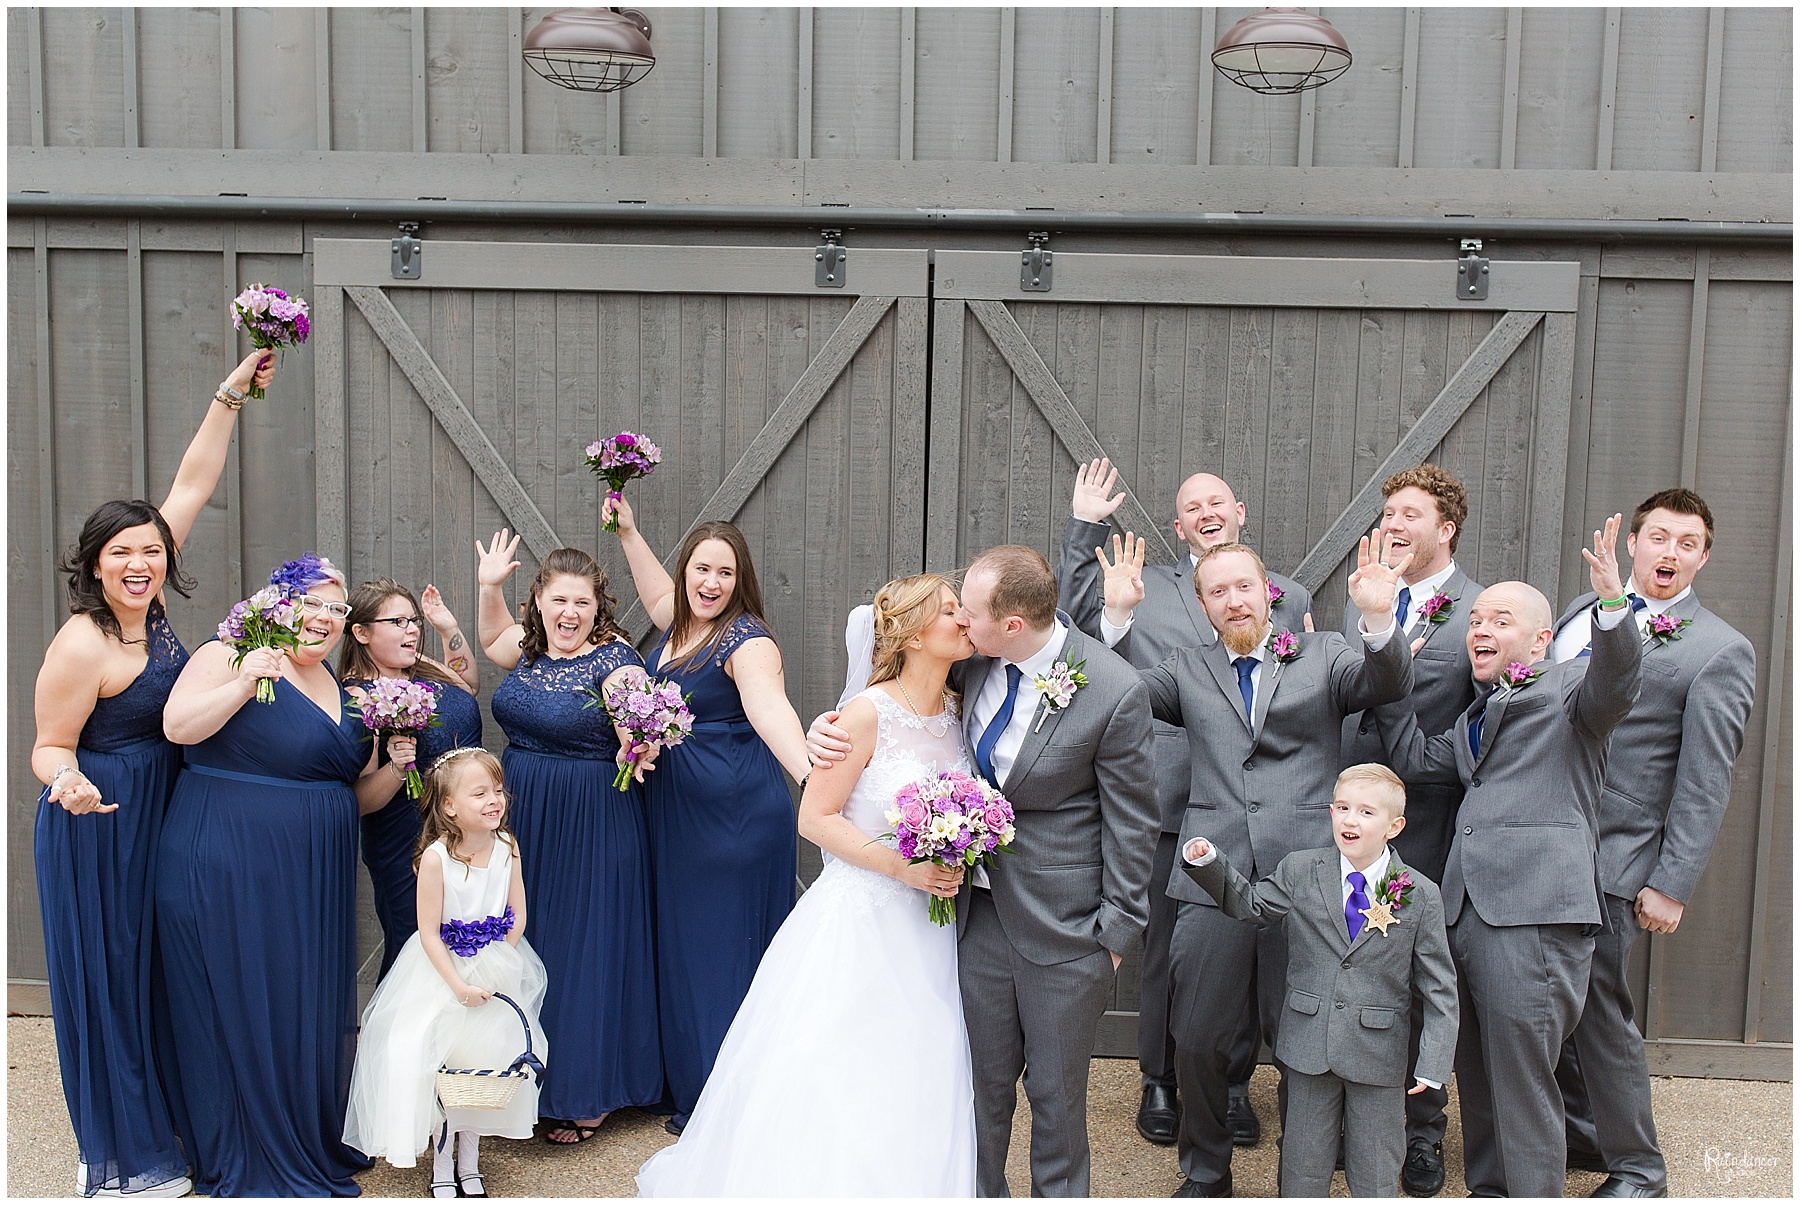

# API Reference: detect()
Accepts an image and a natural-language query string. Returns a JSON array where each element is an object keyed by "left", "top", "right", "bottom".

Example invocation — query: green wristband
[{"left": 1597, "top": 594, "right": 1628, "bottom": 608}]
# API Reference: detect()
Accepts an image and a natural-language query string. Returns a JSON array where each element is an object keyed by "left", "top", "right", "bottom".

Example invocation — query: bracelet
[
  {"left": 218, "top": 380, "right": 247, "bottom": 401},
  {"left": 50, "top": 763, "right": 74, "bottom": 786},
  {"left": 213, "top": 389, "right": 245, "bottom": 412},
  {"left": 1596, "top": 594, "right": 1628, "bottom": 609}
]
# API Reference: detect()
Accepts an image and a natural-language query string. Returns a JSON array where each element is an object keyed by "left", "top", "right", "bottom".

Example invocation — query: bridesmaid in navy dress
[
  {"left": 608, "top": 502, "right": 813, "bottom": 1133},
  {"left": 341, "top": 578, "right": 484, "bottom": 978},
  {"left": 157, "top": 555, "right": 378, "bottom": 1197},
  {"left": 30, "top": 349, "right": 275, "bottom": 1198},
  {"left": 476, "top": 535, "right": 663, "bottom": 1143}
]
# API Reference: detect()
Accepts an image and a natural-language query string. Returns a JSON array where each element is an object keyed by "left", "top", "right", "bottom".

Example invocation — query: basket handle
[{"left": 489, "top": 992, "right": 545, "bottom": 1084}]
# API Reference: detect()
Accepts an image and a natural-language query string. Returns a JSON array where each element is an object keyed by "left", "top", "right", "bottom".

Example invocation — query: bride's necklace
[{"left": 894, "top": 680, "right": 952, "bottom": 736}]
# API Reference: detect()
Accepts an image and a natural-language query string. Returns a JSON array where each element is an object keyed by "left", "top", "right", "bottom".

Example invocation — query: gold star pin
[{"left": 1360, "top": 900, "right": 1398, "bottom": 936}]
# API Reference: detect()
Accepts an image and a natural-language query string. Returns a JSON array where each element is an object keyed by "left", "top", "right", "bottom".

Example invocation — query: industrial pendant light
[
  {"left": 1212, "top": 8, "right": 1352, "bottom": 95},
  {"left": 522, "top": 8, "right": 656, "bottom": 93}
]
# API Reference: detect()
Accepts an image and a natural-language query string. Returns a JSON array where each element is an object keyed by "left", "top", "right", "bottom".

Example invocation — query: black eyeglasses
[{"left": 368, "top": 615, "right": 423, "bottom": 630}]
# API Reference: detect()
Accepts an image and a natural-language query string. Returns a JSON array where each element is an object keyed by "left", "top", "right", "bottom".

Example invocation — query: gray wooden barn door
[
  {"left": 923, "top": 250, "right": 1581, "bottom": 1055},
  {"left": 311, "top": 239, "right": 930, "bottom": 986}
]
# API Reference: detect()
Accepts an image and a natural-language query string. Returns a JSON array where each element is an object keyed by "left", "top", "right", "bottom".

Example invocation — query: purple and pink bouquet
[
  {"left": 217, "top": 586, "right": 304, "bottom": 703},
  {"left": 585, "top": 431, "right": 663, "bottom": 532},
  {"left": 885, "top": 769, "right": 1017, "bottom": 926},
  {"left": 351, "top": 677, "right": 443, "bottom": 798},
  {"left": 590, "top": 675, "right": 694, "bottom": 790},
  {"left": 231, "top": 284, "right": 311, "bottom": 399}
]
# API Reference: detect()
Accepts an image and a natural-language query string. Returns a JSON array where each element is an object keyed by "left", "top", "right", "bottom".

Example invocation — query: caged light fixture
[
  {"left": 1212, "top": 8, "right": 1352, "bottom": 95},
  {"left": 522, "top": 8, "right": 656, "bottom": 93}
]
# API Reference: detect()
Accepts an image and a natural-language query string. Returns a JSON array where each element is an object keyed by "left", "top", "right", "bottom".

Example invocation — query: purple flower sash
[{"left": 440, "top": 905, "right": 516, "bottom": 958}]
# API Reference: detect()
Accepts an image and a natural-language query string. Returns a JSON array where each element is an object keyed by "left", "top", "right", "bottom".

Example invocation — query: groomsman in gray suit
[
  {"left": 807, "top": 546, "right": 1161, "bottom": 1197},
  {"left": 1374, "top": 516, "right": 1642, "bottom": 1198},
  {"left": 1338, "top": 464, "right": 1481, "bottom": 1196},
  {"left": 1097, "top": 530, "right": 1414, "bottom": 1196},
  {"left": 1056, "top": 460, "right": 1312, "bottom": 1148},
  {"left": 1549, "top": 489, "right": 1756, "bottom": 1199}
]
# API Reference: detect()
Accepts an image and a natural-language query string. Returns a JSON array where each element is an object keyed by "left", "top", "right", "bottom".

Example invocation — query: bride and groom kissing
[{"left": 637, "top": 544, "right": 1161, "bottom": 1197}]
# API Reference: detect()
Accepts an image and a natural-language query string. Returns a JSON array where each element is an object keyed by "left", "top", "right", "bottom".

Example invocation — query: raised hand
[
  {"left": 1347, "top": 528, "right": 1414, "bottom": 624},
  {"left": 1581, "top": 513, "right": 1626, "bottom": 604},
  {"left": 601, "top": 493, "right": 638, "bottom": 537},
  {"left": 223, "top": 349, "right": 276, "bottom": 398},
  {"left": 475, "top": 529, "right": 521, "bottom": 588},
  {"left": 419, "top": 584, "right": 456, "bottom": 633},
  {"left": 1096, "top": 532, "right": 1147, "bottom": 625},
  {"left": 1072, "top": 457, "right": 1127, "bottom": 524}
]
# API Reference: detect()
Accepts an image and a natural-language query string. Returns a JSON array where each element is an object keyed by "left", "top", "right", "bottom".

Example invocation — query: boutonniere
[
  {"left": 1494, "top": 660, "right": 1543, "bottom": 698},
  {"left": 1645, "top": 613, "right": 1691, "bottom": 645},
  {"left": 1031, "top": 659, "right": 1089, "bottom": 731},
  {"left": 1267, "top": 581, "right": 1286, "bottom": 608},
  {"left": 1360, "top": 863, "right": 1416, "bottom": 936},
  {"left": 1418, "top": 590, "right": 1454, "bottom": 625},
  {"left": 1268, "top": 630, "right": 1300, "bottom": 664}
]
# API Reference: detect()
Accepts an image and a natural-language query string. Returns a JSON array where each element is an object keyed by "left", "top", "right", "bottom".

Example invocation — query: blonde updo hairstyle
[{"left": 866, "top": 573, "right": 958, "bottom": 689}]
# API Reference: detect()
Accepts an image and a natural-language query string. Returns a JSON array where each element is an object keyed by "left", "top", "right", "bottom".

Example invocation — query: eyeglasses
[
  {"left": 368, "top": 615, "right": 423, "bottom": 630},
  {"left": 299, "top": 595, "right": 352, "bottom": 620}
]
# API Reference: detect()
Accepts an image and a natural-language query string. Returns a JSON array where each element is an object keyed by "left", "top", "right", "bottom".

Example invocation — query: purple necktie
[{"left": 1346, "top": 871, "right": 1369, "bottom": 942}]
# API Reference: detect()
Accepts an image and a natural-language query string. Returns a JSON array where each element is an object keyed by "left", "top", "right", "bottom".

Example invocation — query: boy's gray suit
[
  {"left": 1185, "top": 846, "right": 1458, "bottom": 1196},
  {"left": 1374, "top": 614, "right": 1642, "bottom": 1197},
  {"left": 1552, "top": 591, "right": 1755, "bottom": 1191},
  {"left": 1055, "top": 517, "right": 1312, "bottom": 1094},
  {"left": 952, "top": 624, "right": 1160, "bottom": 1197}
]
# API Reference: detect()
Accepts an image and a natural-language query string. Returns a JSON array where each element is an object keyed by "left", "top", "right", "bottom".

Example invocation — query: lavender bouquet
[
  {"left": 217, "top": 586, "right": 303, "bottom": 703},
  {"left": 588, "top": 675, "right": 694, "bottom": 790},
  {"left": 351, "top": 677, "right": 443, "bottom": 798},
  {"left": 231, "top": 283, "right": 311, "bottom": 398},
  {"left": 585, "top": 431, "right": 663, "bottom": 533},
  {"left": 885, "top": 769, "right": 1017, "bottom": 926}
]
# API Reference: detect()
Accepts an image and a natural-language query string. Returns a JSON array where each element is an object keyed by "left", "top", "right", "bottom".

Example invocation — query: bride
[{"left": 636, "top": 574, "right": 978, "bottom": 1197}]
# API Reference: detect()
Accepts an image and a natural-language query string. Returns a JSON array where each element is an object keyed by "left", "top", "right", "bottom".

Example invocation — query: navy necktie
[
  {"left": 1468, "top": 690, "right": 1492, "bottom": 761},
  {"left": 1395, "top": 585, "right": 1413, "bottom": 633},
  {"left": 1346, "top": 871, "right": 1370, "bottom": 942},
  {"left": 1233, "top": 656, "right": 1256, "bottom": 723},
  {"left": 974, "top": 665, "right": 1023, "bottom": 787},
  {"left": 1578, "top": 593, "right": 1647, "bottom": 657}
]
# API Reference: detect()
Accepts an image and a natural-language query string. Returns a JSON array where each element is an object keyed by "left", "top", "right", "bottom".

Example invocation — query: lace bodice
[
  {"left": 837, "top": 687, "right": 971, "bottom": 844},
  {"left": 82, "top": 609, "right": 188, "bottom": 751},
  {"left": 491, "top": 641, "right": 642, "bottom": 758}
]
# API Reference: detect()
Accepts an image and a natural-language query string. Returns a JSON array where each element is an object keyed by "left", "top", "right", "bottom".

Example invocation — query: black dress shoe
[
  {"left": 663, "top": 1116, "right": 686, "bottom": 1137},
  {"left": 1137, "top": 1083, "right": 1179, "bottom": 1145},
  {"left": 1402, "top": 1138, "right": 1447, "bottom": 1197},
  {"left": 1173, "top": 1172, "right": 1232, "bottom": 1197},
  {"left": 1589, "top": 1176, "right": 1668, "bottom": 1198},
  {"left": 1567, "top": 1147, "right": 1609, "bottom": 1173},
  {"left": 1225, "top": 1094, "right": 1260, "bottom": 1147}
]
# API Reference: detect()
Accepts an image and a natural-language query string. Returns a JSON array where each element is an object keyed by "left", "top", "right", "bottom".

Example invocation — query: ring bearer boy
[{"left": 1181, "top": 765, "right": 1458, "bottom": 1198}]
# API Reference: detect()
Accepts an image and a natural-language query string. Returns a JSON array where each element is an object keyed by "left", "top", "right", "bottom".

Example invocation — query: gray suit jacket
[
  {"left": 1125, "top": 624, "right": 1412, "bottom": 906},
  {"left": 952, "top": 624, "right": 1160, "bottom": 967},
  {"left": 1553, "top": 591, "right": 1756, "bottom": 904},
  {"left": 1057, "top": 515, "right": 1314, "bottom": 834},
  {"left": 1341, "top": 566, "right": 1483, "bottom": 881},
  {"left": 1374, "top": 613, "right": 1643, "bottom": 928},
  {"left": 1185, "top": 846, "right": 1457, "bottom": 1088}
]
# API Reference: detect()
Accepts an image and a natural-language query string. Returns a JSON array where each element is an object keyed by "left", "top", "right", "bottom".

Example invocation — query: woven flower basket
[{"left": 435, "top": 993, "right": 543, "bottom": 1110}]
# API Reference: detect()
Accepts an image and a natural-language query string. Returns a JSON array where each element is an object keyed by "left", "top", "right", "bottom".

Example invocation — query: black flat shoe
[
  {"left": 663, "top": 1116, "right": 687, "bottom": 1137},
  {"left": 1402, "top": 1138, "right": 1446, "bottom": 1197},
  {"left": 1226, "top": 1094, "right": 1260, "bottom": 1147},
  {"left": 1174, "top": 1171, "right": 1232, "bottom": 1197},
  {"left": 1136, "top": 1083, "right": 1179, "bottom": 1145},
  {"left": 1589, "top": 1176, "right": 1668, "bottom": 1198}
]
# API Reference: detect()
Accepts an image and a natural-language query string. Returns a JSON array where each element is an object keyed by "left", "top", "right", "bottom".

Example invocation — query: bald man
[
  {"left": 1056, "top": 461, "right": 1312, "bottom": 1148},
  {"left": 1371, "top": 518, "right": 1642, "bottom": 1199}
]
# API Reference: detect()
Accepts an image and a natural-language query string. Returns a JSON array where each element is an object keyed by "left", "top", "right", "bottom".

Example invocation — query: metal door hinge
[
  {"left": 391, "top": 223, "right": 423, "bottom": 280},
  {"left": 815, "top": 230, "right": 847, "bottom": 288},
  {"left": 1456, "top": 238, "right": 1488, "bottom": 300},
  {"left": 1021, "top": 231, "right": 1053, "bottom": 292}
]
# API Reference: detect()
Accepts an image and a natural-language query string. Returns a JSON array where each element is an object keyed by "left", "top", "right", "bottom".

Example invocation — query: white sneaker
[{"left": 76, "top": 1164, "right": 194, "bottom": 1199}]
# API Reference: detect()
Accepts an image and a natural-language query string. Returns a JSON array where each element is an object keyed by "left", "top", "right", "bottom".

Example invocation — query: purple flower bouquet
[
  {"left": 217, "top": 586, "right": 304, "bottom": 703},
  {"left": 885, "top": 770, "right": 1017, "bottom": 926},
  {"left": 351, "top": 677, "right": 443, "bottom": 798},
  {"left": 584, "top": 431, "right": 663, "bottom": 533},
  {"left": 231, "top": 283, "right": 311, "bottom": 398},
  {"left": 590, "top": 675, "right": 694, "bottom": 790}
]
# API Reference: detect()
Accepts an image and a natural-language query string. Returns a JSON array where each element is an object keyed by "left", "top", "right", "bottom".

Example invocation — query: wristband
[
  {"left": 1596, "top": 594, "right": 1628, "bottom": 609},
  {"left": 51, "top": 763, "right": 75, "bottom": 786}
]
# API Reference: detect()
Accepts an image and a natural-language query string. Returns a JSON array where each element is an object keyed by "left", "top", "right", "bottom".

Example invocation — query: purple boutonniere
[
  {"left": 1418, "top": 590, "right": 1454, "bottom": 625},
  {"left": 1375, "top": 864, "right": 1416, "bottom": 912},
  {"left": 1646, "top": 613, "right": 1691, "bottom": 646},
  {"left": 1267, "top": 581, "right": 1286, "bottom": 608},
  {"left": 1269, "top": 629, "right": 1300, "bottom": 663},
  {"left": 1496, "top": 660, "right": 1543, "bottom": 696}
]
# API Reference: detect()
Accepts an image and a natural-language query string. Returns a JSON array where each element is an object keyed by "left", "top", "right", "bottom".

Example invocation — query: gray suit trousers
[
  {"left": 962, "top": 889, "right": 1116, "bottom": 1198},
  {"left": 1449, "top": 907, "right": 1594, "bottom": 1198},
  {"left": 1281, "top": 1069, "right": 1404, "bottom": 1197},
  {"left": 1168, "top": 899, "right": 1287, "bottom": 1183},
  {"left": 1567, "top": 893, "right": 1666, "bottom": 1186}
]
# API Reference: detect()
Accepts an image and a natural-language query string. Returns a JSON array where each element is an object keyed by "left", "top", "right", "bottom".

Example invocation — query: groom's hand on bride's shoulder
[{"left": 806, "top": 710, "right": 853, "bottom": 764}]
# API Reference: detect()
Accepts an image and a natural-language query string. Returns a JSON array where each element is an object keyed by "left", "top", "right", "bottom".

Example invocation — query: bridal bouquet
[
  {"left": 886, "top": 770, "right": 1017, "bottom": 926},
  {"left": 351, "top": 677, "right": 443, "bottom": 798},
  {"left": 230, "top": 284, "right": 311, "bottom": 398},
  {"left": 216, "top": 587, "right": 304, "bottom": 704},
  {"left": 590, "top": 675, "right": 694, "bottom": 790},
  {"left": 586, "top": 431, "right": 663, "bottom": 532}
]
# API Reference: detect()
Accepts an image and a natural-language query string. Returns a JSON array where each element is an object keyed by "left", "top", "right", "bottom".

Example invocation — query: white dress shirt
[
  {"left": 1550, "top": 577, "right": 1678, "bottom": 663},
  {"left": 966, "top": 620, "right": 1068, "bottom": 888},
  {"left": 1396, "top": 561, "right": 1459, "bottom": 634}
]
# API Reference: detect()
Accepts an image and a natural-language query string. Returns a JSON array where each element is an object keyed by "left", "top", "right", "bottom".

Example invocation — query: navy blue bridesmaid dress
[
  {"left": 349, "top": 678, "right": 484, "bottom": 979},
  {"left": 647, "top": 613, "right": 797, "bottom": 1126},
  {"left": 490, "top": 640, "right": 663, "bottom": 1121},
  {"left": 34, "top": 609, "right": 190, "bottom": 1196},
  {"left": 155, "top": 646, "right": 371, "bottom": 1197}
]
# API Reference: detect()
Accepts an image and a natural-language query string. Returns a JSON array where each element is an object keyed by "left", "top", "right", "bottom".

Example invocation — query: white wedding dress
[{"left": 636, "top": 686, "right": 977, "bottom": 1197}]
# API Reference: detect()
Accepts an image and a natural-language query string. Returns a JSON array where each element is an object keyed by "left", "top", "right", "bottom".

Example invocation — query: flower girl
[{"left": 343, "top": 747, "right": 548, "bottom": 1198}]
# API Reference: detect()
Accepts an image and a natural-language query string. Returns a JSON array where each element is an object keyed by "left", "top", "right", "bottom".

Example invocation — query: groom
[{"left": 811, "top": 545, "right": 1159, "bottom": 1196}]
